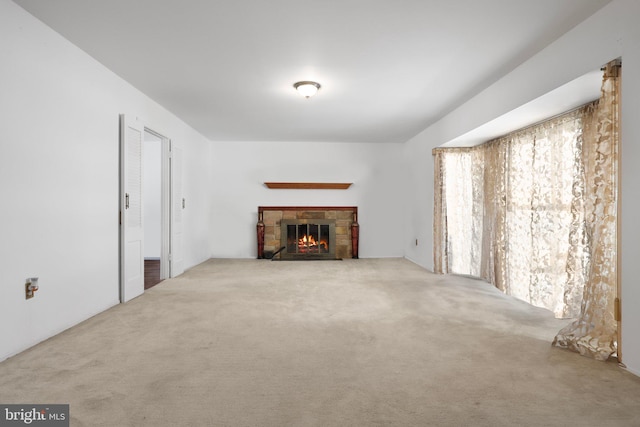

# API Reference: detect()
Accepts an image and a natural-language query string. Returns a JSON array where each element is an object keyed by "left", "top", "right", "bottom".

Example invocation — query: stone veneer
[{"left": 258, "top": 206, "right": 358, "bottom": 259}]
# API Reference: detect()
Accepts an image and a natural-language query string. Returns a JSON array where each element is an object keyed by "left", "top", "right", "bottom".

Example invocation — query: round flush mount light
[{"left": 293, "top": 81, "right": 321, "bottom": 98}]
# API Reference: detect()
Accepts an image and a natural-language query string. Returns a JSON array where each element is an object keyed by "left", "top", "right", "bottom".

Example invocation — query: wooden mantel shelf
[{"left": 264, "top": 182, "right": 352, "bottom": 190}]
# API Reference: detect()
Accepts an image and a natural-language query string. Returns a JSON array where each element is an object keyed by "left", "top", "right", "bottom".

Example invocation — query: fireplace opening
[
  {"left": 280, "top": 219, "right": 336, "bottom": 260},
  {"left": 287, "top": 224, "right": 330, "bottom": 254}
]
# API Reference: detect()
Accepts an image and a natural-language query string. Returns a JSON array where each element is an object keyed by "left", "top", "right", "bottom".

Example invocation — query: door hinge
[
  {"left": 615, "top": 297, "right": 621, "bottom": 322},
  {"left": 119, "top": 210, "right": 122, "bottom": 225}
]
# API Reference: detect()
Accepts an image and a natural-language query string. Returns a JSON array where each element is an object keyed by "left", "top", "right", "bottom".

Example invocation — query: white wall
[
  {"left": 617, "top": 0, "right": 640, "bottom": 377},
  {"left": 210, "top": 141, "right": 405, "bottom": 258},
  {"left": 403, "top": 0, "right": 640, "bottom": 374},
  {"left": 0, "top": 0, "right": 213, "bottom": 361}
]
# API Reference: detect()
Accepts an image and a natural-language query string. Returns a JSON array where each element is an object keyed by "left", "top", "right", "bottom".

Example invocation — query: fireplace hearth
[{"left": 257, "top": 206, "right": 359, "bottom": 260}]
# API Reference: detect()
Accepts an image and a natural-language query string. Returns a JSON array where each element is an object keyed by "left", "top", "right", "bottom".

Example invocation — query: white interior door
[
  {"left": 170, "top": 144, "right": 184, "bottom": 277},
  {"left": 120, "top": 114, "right": 145, "bottom": 302}
]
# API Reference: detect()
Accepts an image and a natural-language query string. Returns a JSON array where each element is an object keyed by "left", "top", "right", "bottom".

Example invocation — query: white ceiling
[{"left": 14, "top": 0, "right": 611, "bottom": 143}]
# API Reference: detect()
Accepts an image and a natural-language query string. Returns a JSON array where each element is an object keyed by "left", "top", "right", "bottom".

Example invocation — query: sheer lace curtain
[
  {"left": 433, "top": 62, "right": 619, "bottom": 360},
  {"left": 554, "top": 62, "right": 619, "bottom": 360}
]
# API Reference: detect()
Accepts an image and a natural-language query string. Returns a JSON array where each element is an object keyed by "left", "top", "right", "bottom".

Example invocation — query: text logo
[{"left": 0, "top": 405, "right": 68, "bottom": 427}]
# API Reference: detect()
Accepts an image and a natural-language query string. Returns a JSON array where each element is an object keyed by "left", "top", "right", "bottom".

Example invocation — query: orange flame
[{"left": 297, "top": 234, "right": 328, "bottom": 252}]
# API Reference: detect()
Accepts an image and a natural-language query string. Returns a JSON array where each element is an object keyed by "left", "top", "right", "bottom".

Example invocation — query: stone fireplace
[{"left": 257, "top": 206, "right": 359, "bottom": 260}]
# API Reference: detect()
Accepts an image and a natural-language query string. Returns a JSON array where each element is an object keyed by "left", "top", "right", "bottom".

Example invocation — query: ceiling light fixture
[{"left": 293, "top": 81, "right": 321, "bottom": 98}]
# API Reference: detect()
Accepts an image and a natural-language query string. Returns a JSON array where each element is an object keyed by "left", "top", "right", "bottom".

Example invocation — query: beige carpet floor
[{"left": 1, "top": 258, "right": 639, "bottom": 426}]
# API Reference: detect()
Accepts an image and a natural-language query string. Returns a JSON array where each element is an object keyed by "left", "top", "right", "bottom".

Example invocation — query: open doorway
[
  {"left": 143, "top": 129, "right": 164, "bottom": 289},
  {"left": 120, "top": 115, "right": 177, "bottom": 302}
]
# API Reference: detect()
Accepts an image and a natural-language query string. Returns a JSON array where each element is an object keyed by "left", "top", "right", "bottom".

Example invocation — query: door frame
[{"left": 119, "top": 115, "right": 173, "bottom": 303}]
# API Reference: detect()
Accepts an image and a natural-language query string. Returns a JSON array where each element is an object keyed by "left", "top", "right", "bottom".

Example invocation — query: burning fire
[{"left": 298, "top": 234, "right": 328, "bottom": 252}]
